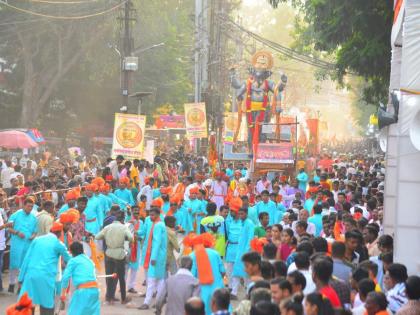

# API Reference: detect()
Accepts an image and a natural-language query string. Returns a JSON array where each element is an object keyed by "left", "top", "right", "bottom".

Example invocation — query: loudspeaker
[
  {"left": 378, "top": 105, "right": 397, "bottom": 129},
  {"left": 378, "top": 128, "right": 388, "bottom": 152},
  {"left": 409, "top": 109, "right": 420, "bottom": 151},
  {"left": 377, "top": 93, "right": 400, "bottom": 130}
]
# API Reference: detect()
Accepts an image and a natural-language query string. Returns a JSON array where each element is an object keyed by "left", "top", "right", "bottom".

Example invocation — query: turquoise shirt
[
  {"left": 247, "top": 206, "right": 259, "bottom": 225},
  {"left": 296, "top": 172, "right": 308, "bottom": 192},
  {"left": 138, "top": 218, "right": 167, "bottom": 279},
  {"left": 61, "top": 254, "right": 100, "bottom": 315},
  {"left": 18, "top": 233, "right": 70, "bottom": 308},
  {"left": 256, "top": 200, "right": 278, "bottom": 225},
  {"left": 225, "top": 217, "right": 242, "bottom": 262},
  {"left": 304, "top": 198, "right": 316, "bottom": 213},
  {"left": 194, "top": 199, "right": 208, "bottom": 234},
  {"left": 232, "top": 218, "right": 255, "bottom": 277},
  {"left": 9, "top": 209, "right": 38, "bottom": 269},
  {"left": 180, "top": 199, "right": 202, "bottom": 234},
  {"left": 308, "top": 213, "right": 323, "bottom": 237},
  {"left": 113, "top": 189, "right": 135, "bottom": 210},
  {"left": 84, "top": 196, "right": 102, "bottom": 235},
  {"left": 191, "top": 248, "right": 226, "bottom": 315}
]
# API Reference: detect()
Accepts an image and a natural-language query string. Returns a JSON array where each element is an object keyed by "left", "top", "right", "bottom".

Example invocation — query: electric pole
[{"left": 119, "top": 0, "right": 136, "bottom": 109}]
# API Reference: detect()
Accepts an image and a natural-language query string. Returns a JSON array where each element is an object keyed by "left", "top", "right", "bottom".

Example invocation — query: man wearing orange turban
[
  {"left": 17, "top": 220, "right": 71, "bottom": 314},
  {"left": 180, "top": 186, "right": 202, "bottom": 234},
  {"left": 113, "top": 177, "right": 135, "bottom": 214},
  {"left": 225, "top": 198, "right": 243, "bottom": 298},
  {"left": 58, "top": 189, "right": 78, "bottom": 216},
  {"left": 84, "top": 183, "right": 102, "bottom": 235},
  {"left": 138, "top": 208, "right": 167, "bottom": 310},
  {"left": 185, "top": 233, "right": 225, "bottom": 315},
  {"left": 59, "top": 209, "right": 79, "bottom": 247},
  {"left": 97, "top": 184, "right": 113, "bottom": 224}
]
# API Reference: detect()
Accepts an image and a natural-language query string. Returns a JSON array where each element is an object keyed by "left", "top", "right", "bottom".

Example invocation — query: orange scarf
[
  {"left": 364, "top": 311, "right": 389, "bottom": 315},
  {"left": 130, "top": 220, "right": 141, "bottom": 263},
  {"left": 195, "top": 244, "right": 214, "bottom": 285},
  {"left": 89, "top": 239, "right": 102, "bottom": 272},
  {"left": 143, "top": 219, "right": 160, "bottom": 269}
]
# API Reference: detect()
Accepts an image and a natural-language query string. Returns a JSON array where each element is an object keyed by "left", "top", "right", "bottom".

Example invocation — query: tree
[
  {"left": 0, "top": 0, "right": 119, "bottom": 127},
  {"left": 0, "top": 0, "right": 195, "bottom": 133},
  {"left": 268, "top": 0, "right": 393, "bottom": 105}
]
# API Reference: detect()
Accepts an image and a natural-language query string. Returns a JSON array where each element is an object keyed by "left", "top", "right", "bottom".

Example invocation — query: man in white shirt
[
  {"left": 292, "top": 208, "right": 316, "bottom": 236},
  {"left": 183, "top": 176, "right": 194, "bottom": 202},
  {"left": 137, "top": 177, "right": 154, "bottom": 210},
  {"left": 107, "top": 155, "right": 124, "bottom": 181},
  {"left": 352, "top": 278, "right": 376, "bottom": 315},
  {"left": 1, "top": 160, "right": 14, "bottom": 191},
  {"left": 255, "top": 174, "right": 272, "bottom": 195},
  {"left": 288, "top": 252, "right": 315, "bottom": 295}
]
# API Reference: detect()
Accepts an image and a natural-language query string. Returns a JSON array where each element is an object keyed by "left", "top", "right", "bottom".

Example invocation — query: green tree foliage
[
  {"left": 0, "top": 0, "right": 194, "bottom": 135},
  {"left": 268, "top": 0, "right": 393, "bottom": 105}
]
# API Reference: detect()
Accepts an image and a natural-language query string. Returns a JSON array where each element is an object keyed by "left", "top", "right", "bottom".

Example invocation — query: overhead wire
[
  {"left": 16, "top": 0, "right": 100, "bottom": 4},
  {"left": 0, "top": 0, "right": 126, "bottom": 20},
  {"left": 219, "top": 14, "right": 356, "bottom": 75}
]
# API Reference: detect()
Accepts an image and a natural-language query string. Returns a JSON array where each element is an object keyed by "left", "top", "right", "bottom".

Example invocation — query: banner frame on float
[
  {"left": 184, "top": 102, "right": 208, "bottom": 139},
  {"left": 111, "top": 113, "right": 146, "bottom": 159},
  {"left": 255, "top": 142, "right": 294, "bottom": 164}
]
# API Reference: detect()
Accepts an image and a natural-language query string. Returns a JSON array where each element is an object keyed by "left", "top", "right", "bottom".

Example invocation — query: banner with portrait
[
  {"left": 111, "top": 113, "right": 146, "bottom": 159},
  {"left": 184, "top": 102, "right": 207, "bottom": 139},
  {"left": 223, "top": 112, "right": 247, "bottom": 144}
]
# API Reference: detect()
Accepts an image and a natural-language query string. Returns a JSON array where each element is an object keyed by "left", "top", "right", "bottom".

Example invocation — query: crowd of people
[{"left": 0, "top": 147, "right": 419, "bottom": 315}]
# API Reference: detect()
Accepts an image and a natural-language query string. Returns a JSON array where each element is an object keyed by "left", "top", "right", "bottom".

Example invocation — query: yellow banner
[
  {"left": 111, "top": 113, "right": 146, "bottom": 159},
  {"left": 184, "top": 102, "right": 207, "bottom": 139},
  {"left": 223, "top": 112, "right": 247, "bottom": 143}
]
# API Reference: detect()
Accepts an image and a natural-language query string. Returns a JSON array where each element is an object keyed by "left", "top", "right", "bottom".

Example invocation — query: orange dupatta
[
  {"left": 194, "top": 244, "right": 214, "bottom": 285},
  {"left": 143, "top": 218, "right": 160, "bottom": 269},
  {"left": 130, "top": 220, "right": 141, "bottom": 263}
]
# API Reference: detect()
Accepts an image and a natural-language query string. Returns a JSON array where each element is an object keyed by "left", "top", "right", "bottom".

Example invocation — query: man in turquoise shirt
[
  {"left": 61, "top": 241, "right": 100, "bottom": 315},
  {"left": 256, "top": 190, "right": 278, "bottom": 226},
  {"left": 8, "top": 198, "right": 38, "bottom": 293},
  {"left": 296, "top": 168, "right": 308, "bottom": 193},
  {"left": 308, "top": 204, "right": 323, "bottom": 237},
  {"left": 18, "top": 222, "right": 70, "bottom": 314}
]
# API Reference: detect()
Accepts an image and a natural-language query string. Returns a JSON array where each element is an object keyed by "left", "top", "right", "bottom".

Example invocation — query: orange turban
[
  {"left": 6, "top": 292, "right": 33, "bottom": 315},
  {"left": 195, "top": 173, "right": 205, "bottom": 181},
  {"left": 50, "top": 221, "right": 63, "bottom": 232},
  {"left": 86, "top": 183, "right": 98, "bottom": 192},
  {"left": 67, "top": 208, "right": 80, "bottom": 221},
  {"left": 229, "top": 197, "right": 243, "bottom": 212},
  {"left": 189, "top": 187, "right": 199, "bottom": 195},
  {"left": 60, "top": 209, "right": 80, "bottom": 224},
  {"left": 160, "top": 186, "right": 172, "bottom": 195},
  {"left": 99, "top": 184, "right": 110, "bottom": 193},
  {"left": 92, "top": 177, "right": 105, "bottom": 187},
  {"left": 144, "top": 177, "right": 151, "bottom": 185},
  {"left": 151, "top": 198, "right": 164, "bottom": 209},
  {"left": 119, "top": 177, "right": 130, "bottom": 185},
  {"left": 214, "top": 171, "right": 224, "bottom": 178},
  {"left": 250, "top": 237, "right": 269, "bottom": 254},
  {"left": 308, "top": 186, "right": 319, "bottom": 194},
  {"left": 170, "top": 195, "right": 180, "bottom": 205},
  {"left": 65, "top": 190, "right": 78, "bottom": 202},
  {"left": 183, "top": 233, "right": 215, "bottom": 285},
  {"left": 183, "top": 232, "right": 215, "bottom": 249}
]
